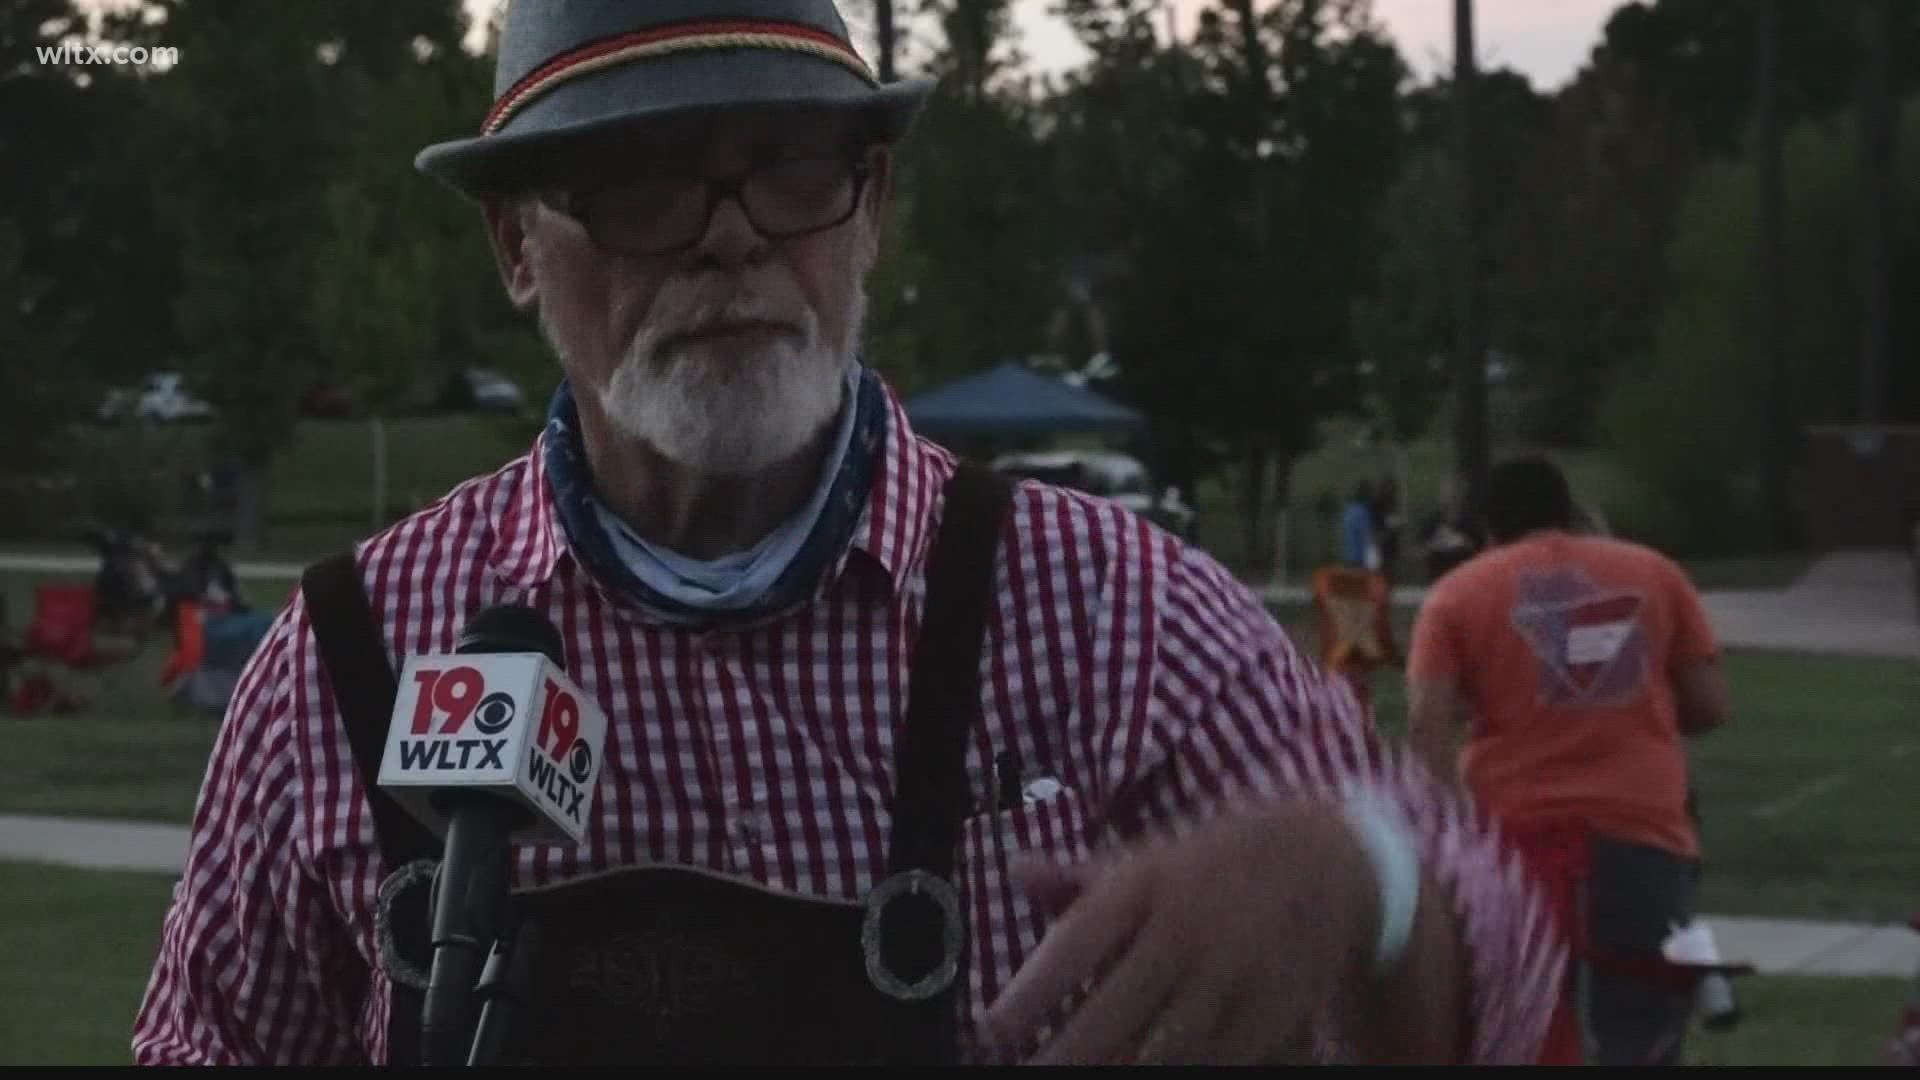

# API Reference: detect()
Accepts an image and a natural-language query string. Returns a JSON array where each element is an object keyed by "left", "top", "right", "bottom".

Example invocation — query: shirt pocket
[{"left": 954, "top": 783, "right": 1096, "bottom": 1028}]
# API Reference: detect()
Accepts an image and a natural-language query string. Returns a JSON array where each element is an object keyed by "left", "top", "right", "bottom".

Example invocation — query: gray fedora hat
[{"left": 416, "top": 0, "right": 935, "bottom": 198}]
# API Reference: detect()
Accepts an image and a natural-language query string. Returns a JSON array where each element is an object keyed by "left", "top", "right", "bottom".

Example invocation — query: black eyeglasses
[{"left": 539, "top": 154, "right": 873, "bottom": 258}]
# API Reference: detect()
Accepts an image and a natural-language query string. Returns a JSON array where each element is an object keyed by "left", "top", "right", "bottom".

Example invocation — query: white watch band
[{"left": 1341, "top": 794, "right": 1422, "bottom": 975}]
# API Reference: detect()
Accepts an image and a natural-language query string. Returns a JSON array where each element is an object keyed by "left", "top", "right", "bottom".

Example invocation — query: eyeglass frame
[{"left": 532, "top": 147, "right": 879, "bottom": 259}]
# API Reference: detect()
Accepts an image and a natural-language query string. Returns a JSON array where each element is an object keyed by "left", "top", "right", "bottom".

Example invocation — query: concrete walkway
[
  {"left": 0, "top": 549, "right": 306, "bottom": 581},
  {"left": 1, "top": 812, "right": 1912, "bottom": 979},
  {"left": 0, "top": 813, "right": 190, "bottom": 876},
  {"left": 1697, "top": 550, "right": 1920, "bottom": 661}
]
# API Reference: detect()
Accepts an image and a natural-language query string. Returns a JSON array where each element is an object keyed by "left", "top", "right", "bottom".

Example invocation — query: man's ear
[
  {"left": 483, "top": 196, "right": 541, "bottom": 311},
  {"left": 856, "top": 145, "right": 895, "bottom": 264}
]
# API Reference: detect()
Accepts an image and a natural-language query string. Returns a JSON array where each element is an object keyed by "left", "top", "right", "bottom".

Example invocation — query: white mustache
[{"left": 644, "top": 281, "right": 815, "bottom": 356}]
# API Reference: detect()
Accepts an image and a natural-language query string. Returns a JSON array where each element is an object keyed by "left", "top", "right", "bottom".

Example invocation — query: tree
[
  {"left": 122, "top": 0, "right": 512, "bottom": 550},
  {"left": 864, "top": 0, "right": 1063, "bottom": 392},
  {"left": 1587, "top": 0, "right": 1920, "bottom": 155},
  {"left": 1352, "top": 66, "right": 1549, "bottom": 453},
  {"left": 1856, "top": 0, "right": 1896, "bottom": 425},
  {"left": 1601, "top": 95, "right": 1920, "bottom": 555},
  {"left": 0, "top": 0, "right": 175, "bottom": 536},
  {"left": 0, "top": 223, "right": 82, "bottom": 481},
  {"left": 1050, "top": 0, "right": 1409, "bottom": 565},
  {"left": 1, "top": 1, "right": 176, "bottom": 392},
  {"left": 1752, "top": 0, "right": 1793, "bottom": 548},
  {"left": 1350, "top": 149, "right": 1460, "bottom": 449},
  {"left": 1471, "top": 0, "right": 1920, "bottom": 451},
  {"left": 1487, "top": 53, "right": 1696, "bottom": 444},
  {"left": 876, "top": 0, "right": 897, "bottom": 82}
]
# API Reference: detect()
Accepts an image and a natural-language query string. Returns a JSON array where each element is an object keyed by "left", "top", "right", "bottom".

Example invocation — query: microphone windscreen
[{"left": 456, "top": 604, "right": 565, "bottom": 668}]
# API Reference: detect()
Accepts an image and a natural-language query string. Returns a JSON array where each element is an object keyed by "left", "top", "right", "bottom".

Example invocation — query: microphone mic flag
[
  {"left": 377, "top": 605, "right": 607, "bottom": 846},
  {"left": 375, "top": 604, "right": 608, "bottom": 1066}
]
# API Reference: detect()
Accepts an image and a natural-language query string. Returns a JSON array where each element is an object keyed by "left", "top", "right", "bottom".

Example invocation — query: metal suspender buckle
[
  {"left": 374, "top": 857, "right": 440, "bottom": 991},
  {"left": 859, "top": 869, "right": 964, "bottom": 1001}
]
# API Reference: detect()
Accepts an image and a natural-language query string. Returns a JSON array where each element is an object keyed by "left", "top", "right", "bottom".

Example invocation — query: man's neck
[{"left": 576, "top": 408, "right": 841, "bottom": 562}]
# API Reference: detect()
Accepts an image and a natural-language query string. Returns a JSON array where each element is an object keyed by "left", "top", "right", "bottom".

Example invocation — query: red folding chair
[
  {"left": 158, "top": 599, "right": 207, "bottom": 693},
  {"left": 21, "top": 585, "right": 119, "bottom": 669},
  {"left": 8, "top": 584, "right": 139, "bottom": 715}
]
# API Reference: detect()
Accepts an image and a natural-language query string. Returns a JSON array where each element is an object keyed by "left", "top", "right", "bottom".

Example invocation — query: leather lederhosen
[{"left": 302, "top": 461, "right": 1014, "bottom": 1066}]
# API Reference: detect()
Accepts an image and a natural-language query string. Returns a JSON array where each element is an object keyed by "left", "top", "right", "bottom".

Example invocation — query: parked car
[
  {"left": 438, "top": 367, "right": 526, "bottom": 414},
  {"left": 300, "top": 380, "right": 360, "bottom": 419},
  {"left": 97, "top": 372, "right": 215, "bottom": 424},
  {"left": 991, "top": 449, "right": 1197, "bottom": 539}
]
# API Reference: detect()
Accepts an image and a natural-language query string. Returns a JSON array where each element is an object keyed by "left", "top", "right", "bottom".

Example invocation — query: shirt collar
[
  {"left": 487, "top": 370, "right": 948, "bottom": 606},
  {"left": 835, "top": 378, "right": 946, "bottom": 596}
]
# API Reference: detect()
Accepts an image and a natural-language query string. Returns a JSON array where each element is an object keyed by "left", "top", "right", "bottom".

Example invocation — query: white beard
[{"left": 569, "top": 284, "right": 864, "bottom": 477}]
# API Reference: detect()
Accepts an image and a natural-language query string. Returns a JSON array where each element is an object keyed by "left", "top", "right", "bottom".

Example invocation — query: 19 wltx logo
[
  {"left": 526, "top": 677, "right": 594, "bottom": 825},
  {"left": 396, "top": 665, "right": 517, "bottom": 771}
]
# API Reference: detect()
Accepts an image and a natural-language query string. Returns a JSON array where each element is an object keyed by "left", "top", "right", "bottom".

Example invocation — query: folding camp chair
[
  {"left": 1309, "top": 565, "right": 1401, "bottom": 717},
  {"left": 12, "top": 584, "right": 138, "bottom": 713}
]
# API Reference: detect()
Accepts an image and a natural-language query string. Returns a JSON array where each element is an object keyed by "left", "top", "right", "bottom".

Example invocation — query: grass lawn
[
  {"left": 0, "top": 861, "right": 178, "bottom": 1065},
  {"left": 0, "top": 860, "right": 1904, "bottom": 1065},
  {"left": 1681, "top": 975, "right": 1910, "bottom": 1065},
  {"left": 3, "top": 413, "right": 533, "bottom": 559}
]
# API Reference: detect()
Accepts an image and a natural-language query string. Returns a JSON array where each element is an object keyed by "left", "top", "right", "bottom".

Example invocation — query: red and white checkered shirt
[{"left": 132, "top": 382, "right": 1562, "bottom": 1065}]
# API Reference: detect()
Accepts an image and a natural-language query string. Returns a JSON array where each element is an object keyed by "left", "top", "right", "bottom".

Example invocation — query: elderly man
[{"left": 132, "top": 1, "right": 1560, "bottom": 1066}]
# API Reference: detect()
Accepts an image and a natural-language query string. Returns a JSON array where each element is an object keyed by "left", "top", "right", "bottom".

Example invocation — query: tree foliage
[
  {"left": 1601, "top": 98, "right": 1920, "bottom": 555},
  {"left": 10, "top": 0, "right": 1917, "bottom": 564}
]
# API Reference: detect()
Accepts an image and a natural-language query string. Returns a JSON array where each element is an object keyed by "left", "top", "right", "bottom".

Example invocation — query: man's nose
[{"left": 688, "top": 191, "right": 767, "bottom": 269}]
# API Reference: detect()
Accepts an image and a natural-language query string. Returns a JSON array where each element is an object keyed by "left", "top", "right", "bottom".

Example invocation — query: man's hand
[{"left": 979, "top": 800, "right": 1386, "bottom": 1064}]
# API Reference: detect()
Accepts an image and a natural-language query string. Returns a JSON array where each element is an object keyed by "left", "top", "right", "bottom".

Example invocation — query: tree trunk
[
  {"left": 371, "top": 415, "right": 388, "bottom": 532},
  {"left": 1858, "top": 0, "right": 1895, "bottom": 426},
  {"left": 875, "top": 0, "right": 896, "bottom": 83},
  {"left": 1754, "top": 0, "right": 1797, "bottom": 548},
  {"left": 1452, "top": 0, "right": 1490, "bottom": 525},
  {"left": 231, "top": 453, "right": 271, "bottom": 557},
  {"left": 1271, "top": 455, "right": 1296, "bottom": 582},
  {"left": 1239, "top": 447, "right": 1274, "bottom": 574}
]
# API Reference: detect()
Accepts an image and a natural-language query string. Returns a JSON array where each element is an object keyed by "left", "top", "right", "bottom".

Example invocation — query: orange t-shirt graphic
[{"left": 1408, "top": 531, "right": 1720, "bottom": 858}]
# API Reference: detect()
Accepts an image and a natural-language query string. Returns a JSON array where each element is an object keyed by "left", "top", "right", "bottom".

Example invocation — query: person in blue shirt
[{"left": 1341, "top": 481, "right": 1379, "bottom": 570}]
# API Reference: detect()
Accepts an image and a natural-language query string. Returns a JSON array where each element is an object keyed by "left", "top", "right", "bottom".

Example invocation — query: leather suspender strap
[
  {"left": 875, "top": 460, "right": 1016, "bottom": 1064},
  {"left": 300, "top": 550, "right": 437, "bottom": 1066},
  {"left": 301, "top": 551, "right": 439, "bottom": 868}
]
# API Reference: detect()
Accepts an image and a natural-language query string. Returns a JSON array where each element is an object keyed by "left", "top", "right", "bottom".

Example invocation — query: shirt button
[{"left": 735, "top": 816, "right": 759, "bottom": 843}]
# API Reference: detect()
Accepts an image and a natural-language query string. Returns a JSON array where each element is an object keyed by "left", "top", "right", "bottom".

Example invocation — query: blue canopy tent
[{"left": 902, "top": 360, "right": 1146, "bottom": 439}]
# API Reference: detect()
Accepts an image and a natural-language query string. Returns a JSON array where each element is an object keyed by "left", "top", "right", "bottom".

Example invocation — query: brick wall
[{"left": 1803, "top": 426, "right": 1920, "bottom": 549}]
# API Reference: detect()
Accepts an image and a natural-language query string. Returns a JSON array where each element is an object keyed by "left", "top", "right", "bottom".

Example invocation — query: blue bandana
[{"left": 542, "top": 364, "right": 890, "bottom": 627}]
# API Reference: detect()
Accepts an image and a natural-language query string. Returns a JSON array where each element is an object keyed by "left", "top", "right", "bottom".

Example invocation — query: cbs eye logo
[
  {"left": 568, "top": 740, "right": 593, "bottom": 783},
  {"left": 473, "top": 692, "right": 516, "bottom": 735}
]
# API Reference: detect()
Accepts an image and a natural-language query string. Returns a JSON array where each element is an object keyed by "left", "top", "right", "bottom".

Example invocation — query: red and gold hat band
[{"left": 482, "top": 19, "right": 879, "bottom": 137}]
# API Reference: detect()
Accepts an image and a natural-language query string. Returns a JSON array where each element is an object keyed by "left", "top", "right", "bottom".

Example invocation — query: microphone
[{"left": 375, "top": 604, "right": 608, "bottom": 1066}]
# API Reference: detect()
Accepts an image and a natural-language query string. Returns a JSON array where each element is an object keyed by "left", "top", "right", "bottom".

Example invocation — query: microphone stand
[{"left": 467, "top": 918, "right": 544, "bottom": 1066}]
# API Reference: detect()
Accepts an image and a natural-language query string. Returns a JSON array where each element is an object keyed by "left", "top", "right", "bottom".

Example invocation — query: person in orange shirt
[{"left": 1405, "top": 457, "right": 1730, "bottom": 1066}]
